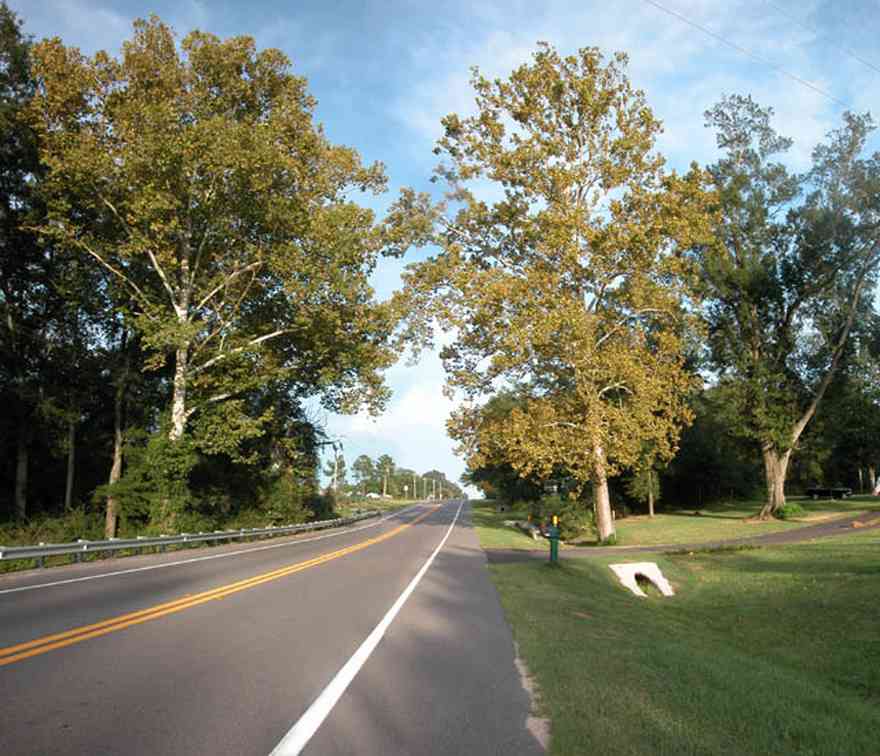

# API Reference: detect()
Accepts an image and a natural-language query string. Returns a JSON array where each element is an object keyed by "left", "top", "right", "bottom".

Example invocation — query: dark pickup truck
[{"left": 804, "top": 486, "right": 852, "bottom": 500}]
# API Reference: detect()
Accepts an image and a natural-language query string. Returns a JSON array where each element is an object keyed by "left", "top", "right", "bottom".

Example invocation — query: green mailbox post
[{"left": 548, "top": 514, "right": 560, "bottom": 564}]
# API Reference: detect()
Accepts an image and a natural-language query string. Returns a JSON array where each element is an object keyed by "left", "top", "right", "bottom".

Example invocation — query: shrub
[
  {"left": 260, "top": 475, "right": 312, "bottom": 525},
  {"left": 540, "top": 494, "right": 594, "bottom": 540},
  {"left": 774, "top": 502, "right": 806, "bottom": 520}
]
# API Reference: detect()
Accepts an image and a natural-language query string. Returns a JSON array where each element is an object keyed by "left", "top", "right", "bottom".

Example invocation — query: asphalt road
[{"left": 0, "top": 501, "right": 545, "bottom": 755}]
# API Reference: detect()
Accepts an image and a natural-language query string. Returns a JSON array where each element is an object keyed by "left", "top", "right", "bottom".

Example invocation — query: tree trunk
[
  {"left": 593, "top": 441, "right": 615, "bottom": 542},
  {"left": 64, "top": 415, "right": 76, "bottom": 510},
  {"left": 869, "top": 465, "right": 877, "bottom": 493},
  {"left": 14, "top": 426, "right": 28, "bottom": 520},
  {"left": 105, "top": 386, "right": 125, "bottom": 539},
  {"left": 648, "top": 470, "right": 655, "bottom": 518},
  {"left": 170, "top": 344, "right": 189, "bottom": 441},
  {"left": 382, "top": 474, "right": 387, "bottom": 497},
  {"left": 758, "top": 446, "right": 791, "bottom": 519},
  {"left": 858, "top": 467, "right": 864, "bottom": 494}
]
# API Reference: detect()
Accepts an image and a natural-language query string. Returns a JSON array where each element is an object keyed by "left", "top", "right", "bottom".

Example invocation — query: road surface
[{"left": 0, "top": 501, "right": 545, "bottom": 755}]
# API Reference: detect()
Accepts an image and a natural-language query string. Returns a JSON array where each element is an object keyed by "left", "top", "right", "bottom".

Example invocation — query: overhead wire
[
  {"left": 639, "top": 0, "right": 852, "bottom": 110},
  {"left": 765, "top": 0, "right": 880, "bottom": 77}
]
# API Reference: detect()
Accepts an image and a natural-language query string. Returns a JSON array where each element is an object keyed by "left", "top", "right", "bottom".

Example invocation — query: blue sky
[{"left": 15, "top": 0, "right": 880, "bottom": 491}]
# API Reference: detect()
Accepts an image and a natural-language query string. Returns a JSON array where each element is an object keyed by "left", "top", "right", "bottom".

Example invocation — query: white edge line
[
  {"left": 0, "top": 503, "right": 427, "bottom": 597},
  {"left": 269, "top": 499, "right": 465, "bottom": 756}
]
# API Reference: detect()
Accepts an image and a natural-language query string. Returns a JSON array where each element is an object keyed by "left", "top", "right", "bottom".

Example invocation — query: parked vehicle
[{"left": 804, "top": 486, "right": 852, "bottom": 500}]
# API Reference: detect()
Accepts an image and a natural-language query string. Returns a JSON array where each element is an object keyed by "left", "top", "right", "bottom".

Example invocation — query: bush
[
  {"left": 0, "top": 507, "right": 104, "bottom": 547},
  {"left": 259, "top": 475, "right": 312, "bottom": 525},
  {"left": 540, "top": 494, "right": 594, "bottom": 541},
  {"left": 306, "top": 490, "right": 337, "bottom": 521},
  {"left": 774, "top": 502, "right": 806, "bottom": 520}
]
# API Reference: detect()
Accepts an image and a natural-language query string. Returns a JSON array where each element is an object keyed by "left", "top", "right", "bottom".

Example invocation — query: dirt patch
[{"left": 513, "top": 641, "right": 551, "bottom": 752}]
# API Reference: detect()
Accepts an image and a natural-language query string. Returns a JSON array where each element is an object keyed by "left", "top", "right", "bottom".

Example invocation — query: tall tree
[
  {"left": 0, "top": 1, "right": 46, "bottom": 519},
  {"left": 699, "top": 95, "right": 880, "bottom": 518},
  {"left": 322, "top": 451, "right": 346, "bottom": 492},
  {"left": 28, "top": 17, "right": 426, "bottom": 460},
  {"left": 407, "top": 43, "right": 714, "bottom": 541},
  {"left": 352, "top": 454, "right": 374, "bottom": 495},
  {"left": 377, "top": 453, "right": 394, "bottom": 497}
]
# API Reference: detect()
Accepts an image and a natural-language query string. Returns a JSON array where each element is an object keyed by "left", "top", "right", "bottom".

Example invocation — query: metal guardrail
[{"left": 0, "top": 510, "right": 381, "bottom": 567}]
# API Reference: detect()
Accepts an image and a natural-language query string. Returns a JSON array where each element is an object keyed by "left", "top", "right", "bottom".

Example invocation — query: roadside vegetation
[
  {"left": 0, "top": 6, "right": 461, "bottom": 549},
  {"left": 490, "top": 531, "right": 880, "bottom": 755}
]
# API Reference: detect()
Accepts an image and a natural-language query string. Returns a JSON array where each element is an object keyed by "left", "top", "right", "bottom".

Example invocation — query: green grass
[
  {"left": 490, "top": 530, "right": 880, "bottom": 755},
  {"left": 797, "top": 493, "right": 880, "bottom": 514},
  {"left": 470, "top": 497, "right": 880, "bottom": 550},
  {"left": 471, "top": 501, "right": 550, "bottom": 550}
]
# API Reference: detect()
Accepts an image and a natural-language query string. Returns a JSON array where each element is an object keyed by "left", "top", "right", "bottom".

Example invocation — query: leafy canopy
[
  {"left": 407, "top": 43, "right": 715, "bottom": 489},
  {"left": 29, "top": 16, "right": 430, "bottom": 451}
]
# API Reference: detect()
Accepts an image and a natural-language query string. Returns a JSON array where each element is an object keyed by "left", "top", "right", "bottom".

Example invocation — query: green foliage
[
  {"left": 774, "top": 502, "right": 806, "bottom": 520},
  {"left": 0, "top": 506, "right": 104, "bottom": 547},
  {"left": 258, "top": 474, "right": 312, "bottom": 525},
  {"left": 624, "top": 467, "right": 660, "bottom": 508},
  {"left": 538, "top": 494, "right": 595, "bottom": 541},
  {"left": 662, "top": 387, "right": 764, "bottom": 507},
  {"left": 28, "top": 13, "right": 429, "bottom": 458},
  {"left": 305, "top": 490, "right": 336, "bottom": 521},
  {"left": 412, "top": 44, "right": 715, "bottom": 543},
  {"left": 699, "top": 95, "right": 880, "bottom": 515},
  {"left": 95, "top": 428, "right": 198, "bottom": 531}
]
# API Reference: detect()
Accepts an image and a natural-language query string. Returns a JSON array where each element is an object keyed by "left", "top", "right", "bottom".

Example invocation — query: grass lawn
[
  {"left": 470, "top": 496, "right": 880, "bottom": 550},
  {"left": 470, "top": 501, "right": 548, "bottom": 550},
  {"left": 490, "top": 530, "right": 880, "bottom": 755}
]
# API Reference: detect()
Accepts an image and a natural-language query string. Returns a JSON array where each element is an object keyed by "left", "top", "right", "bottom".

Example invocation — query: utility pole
[{"left": 432, "top": 478, "right": 436, "bottom": 500}]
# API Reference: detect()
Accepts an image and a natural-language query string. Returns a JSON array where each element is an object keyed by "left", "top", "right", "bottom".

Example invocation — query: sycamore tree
[
  {"left": 28, "top": 17, "right": 429, "bottom": 458},
  {"left": 321, "top": 450, "right": 346, "bottom": 492},
  {"left": 699, "top": 95, "right": 880, "bottom": 518},
  {"left": 406, "top": 44, "right": 714, "bottom": 541}
]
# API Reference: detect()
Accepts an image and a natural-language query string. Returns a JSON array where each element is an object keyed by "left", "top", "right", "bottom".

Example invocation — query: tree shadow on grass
[{"left": 680, "top": 542, "right": 880, "bottom": 578}]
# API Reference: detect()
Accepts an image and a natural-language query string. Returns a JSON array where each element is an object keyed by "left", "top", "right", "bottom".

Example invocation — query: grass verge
[
  {"left": 470, "top": 501, "right": 549, "bottom": 550},
  {"left": 489, "top": 530, "right": 880, "bottom": 755},
  {"left": 470, "top": 497, "right": 878, "bottom": 550}
]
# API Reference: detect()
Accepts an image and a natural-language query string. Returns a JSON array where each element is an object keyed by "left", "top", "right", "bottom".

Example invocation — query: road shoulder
[{"left": 307, "top": 501, "right": 547, "bottom": 755}]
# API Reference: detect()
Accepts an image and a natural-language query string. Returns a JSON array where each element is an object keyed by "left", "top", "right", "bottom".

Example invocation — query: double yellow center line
[{"left": 0, "top": 506, "right": 438, "bottom": 668}]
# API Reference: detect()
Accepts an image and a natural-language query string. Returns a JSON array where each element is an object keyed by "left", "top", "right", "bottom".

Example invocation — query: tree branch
[
  {"left": 191, "top": 328, "right": 293, "bottom": 376},
  {"left": 184, "top": 391, "right": 235, "bottom": 420},
  {"left": 74, "top": 239, "right": 157, "bottom": 321},
  {"left": 598, "top": 381, "right": 632, "bottom": 397},
  {"left": 596, "top": 308, "right": 668, "bottom": 348},
  {"left": 791, "top": 245, "right": 878, "bottom": 444},
  {"left": 195, "top": 260, "right": 264, "bottom": 312}
]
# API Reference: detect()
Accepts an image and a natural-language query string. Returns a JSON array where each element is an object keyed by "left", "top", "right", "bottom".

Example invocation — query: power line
[
  {"left": 639, "top": 0, "right": 852, "bottom": 110},
  {"left": 765, "top": 1, "right": 880, "bottom": 77}
]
